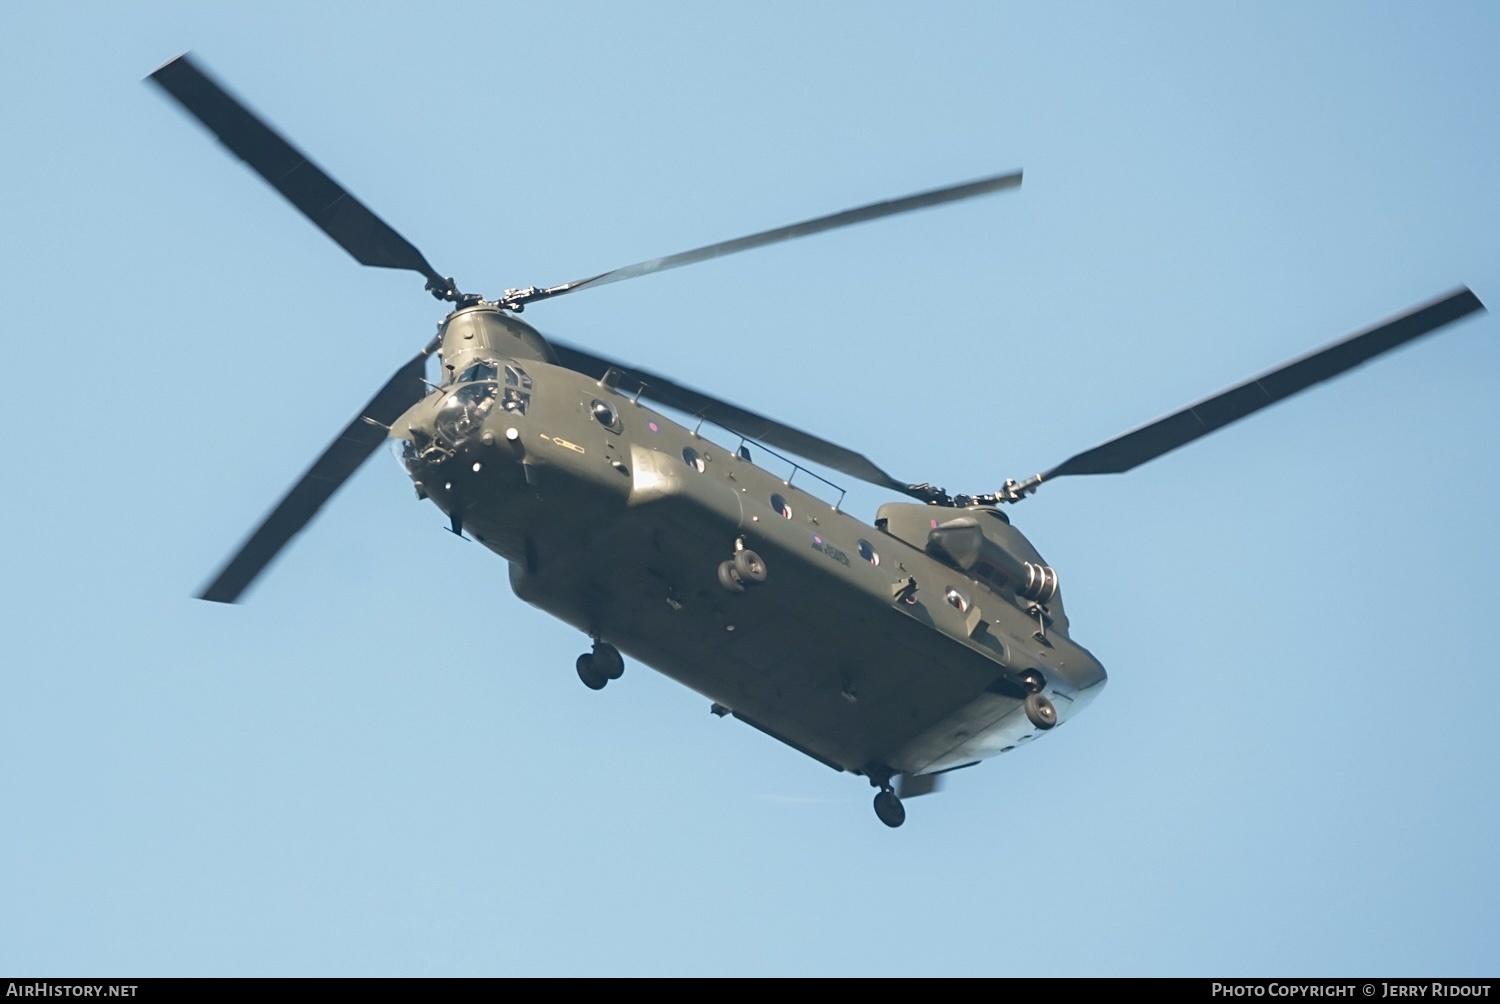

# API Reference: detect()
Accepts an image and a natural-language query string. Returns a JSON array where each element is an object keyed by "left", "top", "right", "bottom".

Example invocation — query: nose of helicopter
[{"left": 389, "top": 380, "right": 525, "bottom": 493}]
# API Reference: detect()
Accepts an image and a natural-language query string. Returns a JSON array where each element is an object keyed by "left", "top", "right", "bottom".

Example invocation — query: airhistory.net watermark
[{"left": 5, "top": 986, "right": 138, "bottom": 997}]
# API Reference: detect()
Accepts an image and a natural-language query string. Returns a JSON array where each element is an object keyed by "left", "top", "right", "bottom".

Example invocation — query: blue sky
[{"left": 2, "top": 0, "right": 1498, "bottom": 976}]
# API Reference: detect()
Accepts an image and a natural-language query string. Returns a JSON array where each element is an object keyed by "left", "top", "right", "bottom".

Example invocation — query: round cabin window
[
  {"left": 945, "top": 587, "right": 970, "bottom": 613},
  {"left": 591, "top": 400, "right": 618, "bottom": 428},
  {"left": 857, "top": 539, "right": 879, "bottom": 565},
  {"left": 682, "top": 447, "right": 705, "bottom": 473},
  {"left": 770, "top": 493, "right": 792, "bottom": 519}
]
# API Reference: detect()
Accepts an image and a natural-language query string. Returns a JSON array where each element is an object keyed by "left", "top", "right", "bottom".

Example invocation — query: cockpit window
[
  {"left": 435, "top": 382, "right": 499, "bottom": 443},
  {"left": 458, "top": 361, "right": 498, "bottom": 383},
  {"left": 502, "top": 387, "right": 529, "bottom": 414},
  {"left": 451, "top": 360, "right": 530, "bottom": 412}
]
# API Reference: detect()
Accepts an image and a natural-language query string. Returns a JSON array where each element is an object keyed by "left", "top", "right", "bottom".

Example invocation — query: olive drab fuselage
[{"left": 394, "top": 304, "right": 1107, "bottom": 778}]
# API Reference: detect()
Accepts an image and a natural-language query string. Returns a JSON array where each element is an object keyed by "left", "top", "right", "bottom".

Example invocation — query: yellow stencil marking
[{"left": 541, "top": 434, "right": 585, "bottom": 454}]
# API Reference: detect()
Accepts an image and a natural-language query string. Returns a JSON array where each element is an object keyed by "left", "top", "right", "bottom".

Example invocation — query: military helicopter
[{"left": 150, "top": 54, "right": 1486, "bottom": 828}]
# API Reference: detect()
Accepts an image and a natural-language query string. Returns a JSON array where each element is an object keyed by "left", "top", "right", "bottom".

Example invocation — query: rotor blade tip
[{"left": 147, "top": 52, "right": 192, "bottom": 81}]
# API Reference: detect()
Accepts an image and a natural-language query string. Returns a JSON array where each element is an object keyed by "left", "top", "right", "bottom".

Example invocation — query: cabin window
[
  {"left": 458, "top": 361, "right": 498, "bottom": 383},
  {"left": 945, "top": 586, "right": 970, "bottom": 613},
  {"left": 771, "top": 493, "right": 793, "bottom": 519},
  {"left": 857, "top": 539, "right": 879, "bottom": 565},
  {"left": 591, "top": 399, "right": 620, "bottom": 430},
  {"left": 682, "top": 447, "right": 705, "bottom": 473}
]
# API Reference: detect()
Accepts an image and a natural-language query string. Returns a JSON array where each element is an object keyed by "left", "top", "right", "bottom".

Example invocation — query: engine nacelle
[{"left": 874, "top": 504, "right": 1065, "bottom": 618}]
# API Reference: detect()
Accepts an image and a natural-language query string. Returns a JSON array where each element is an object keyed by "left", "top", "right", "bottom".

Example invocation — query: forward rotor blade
[
  {"left": 1043, "top": 287, "right": 1486, "bottom": 481},
  {"left": 549, "top": 340, "right": 918, "bottom": 496},
  {"left": 198, "top": 347, "right": 433, "bottom": 603},
  {"left": 528, "top": 170, "right": 1022, "bottom": 303},
  {"left": 149, "top": 54, "right": 448, "bottom": 288}
]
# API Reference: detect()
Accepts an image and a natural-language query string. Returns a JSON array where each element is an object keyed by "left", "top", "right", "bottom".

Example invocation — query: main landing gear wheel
[
  {"left": 732, "top": 549, "right": 767, "bottom": 584},
  {"left": 719, "top": 548, "right": 768, "bottom": 593},
  {"left": 576, "top": 653, "right": 608, "bottom": 691},
  {"left": 717, "top": 560, "right": 745, "bottom": 593},
  {"left": 1024, "top": 691, "right": 1057, "bottom": 730},
  {"left": 591, "top": 641, "right": 624, "bottom": 680},
  {"left": 873, "top": 788, "right": 906, "bottom": 828}
]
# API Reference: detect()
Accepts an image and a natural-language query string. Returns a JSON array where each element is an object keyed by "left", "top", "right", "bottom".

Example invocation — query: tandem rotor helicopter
[{"left": 151, "top": 54, "right": 1486, "bottom": 828}]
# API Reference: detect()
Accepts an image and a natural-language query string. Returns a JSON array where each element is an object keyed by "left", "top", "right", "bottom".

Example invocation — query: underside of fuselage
[{"left": 504, "top": 490, "right": 1105, "bottom": 776}]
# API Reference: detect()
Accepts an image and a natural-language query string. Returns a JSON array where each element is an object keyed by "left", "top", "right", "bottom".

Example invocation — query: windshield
[{"left": 458, "top": 361, "right": 498, "bottom": 383}]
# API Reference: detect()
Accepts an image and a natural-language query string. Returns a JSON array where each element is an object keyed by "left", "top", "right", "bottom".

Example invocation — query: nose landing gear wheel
[
  {"left": 592, "top": 641, "right": 624, "bottom": 680},
  {"left": 873, "top": 788, "right": 906, "bottom": 828},
  {"left": 1024, "top": 691, "right": 1057, "bottom": 730},
  {"left": 576, "top": 653, "right": 608, "bottom": 691}
]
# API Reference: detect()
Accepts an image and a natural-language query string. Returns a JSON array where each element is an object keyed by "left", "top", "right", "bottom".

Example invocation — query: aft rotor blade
[
  {"left": 149, "top": 54, "right": 448, "bottom": 289},
  {"left": 527, "top": 170, "right": 1023, "bottom": 303},
  {"left": 198, "top": 346, "right": 433, "bottom": 603},
  {"left": 1043, "top": 288, "right": 1486, "bottom": 481},
  {"left": 549, "top": 340, "right": 919, "bottom": 496}
]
